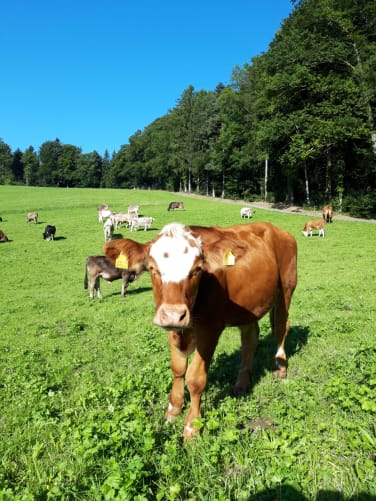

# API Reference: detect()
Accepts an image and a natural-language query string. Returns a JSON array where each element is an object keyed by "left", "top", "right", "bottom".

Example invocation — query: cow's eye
[{"left": 148, "top": 264, "right": 161, "bottom": 277}]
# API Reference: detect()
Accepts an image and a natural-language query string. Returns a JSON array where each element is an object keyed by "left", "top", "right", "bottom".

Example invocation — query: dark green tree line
[{"left": 1, "top": 0, "right": 375, "bottom": 216}]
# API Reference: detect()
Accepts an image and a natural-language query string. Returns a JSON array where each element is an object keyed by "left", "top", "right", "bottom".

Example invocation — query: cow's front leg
[
  {"left": 183, "top": 333, "right": 218, "bottom": 439},
  {"left": 165, "top": 331, "right": 194, "bottom": 421},
  {"left": 233, "top": 322, "right": 259, "bottom": 396},
  {"left": 121, "top": 271, "right": 131, "bottom": 297}
]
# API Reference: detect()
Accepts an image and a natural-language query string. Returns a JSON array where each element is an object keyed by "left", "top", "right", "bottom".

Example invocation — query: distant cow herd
[{"left": 0, "top": 202, "right": 335, "bottom": 249}]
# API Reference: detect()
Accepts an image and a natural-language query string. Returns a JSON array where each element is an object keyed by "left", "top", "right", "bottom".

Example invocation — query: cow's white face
[
  {"left": 148, "top": 223, "right": 203, "bottom": 329},
  {"left": 149, "top": 223, "right": 202, "bottom": 283}
]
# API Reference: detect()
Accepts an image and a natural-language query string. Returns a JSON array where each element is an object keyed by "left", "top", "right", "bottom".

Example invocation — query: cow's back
[{"left": 191, "top": 222, "right": 297, "bottom": 324}]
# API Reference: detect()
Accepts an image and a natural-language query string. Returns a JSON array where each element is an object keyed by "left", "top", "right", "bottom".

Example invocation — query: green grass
[{"left": 0, "top": 185, "right": 375, "bottom": 500}]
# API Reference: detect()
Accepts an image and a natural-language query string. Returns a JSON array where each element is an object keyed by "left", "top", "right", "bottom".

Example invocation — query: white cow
[
  {"left": 130, "top": 216, "right": 154, "bottom": 231},
  {"left": 103, "top": 218, "right": 114, "bottom": 242},
  {"left": 240, "top": 207, "right": 253, "bottom": 219},
  {"left": 110, "top": 212, "right": 135, "bottom": 229},
  {"left": 128, "top": 204, "right": 140, "bottom": 218},
  {"left": 98, "top": 208, "right": 112, "bottom": 223}
]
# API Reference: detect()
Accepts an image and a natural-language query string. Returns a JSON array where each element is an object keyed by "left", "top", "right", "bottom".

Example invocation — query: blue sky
[{"left": 1, "top": 1, "right": 294, "bottom": 156}]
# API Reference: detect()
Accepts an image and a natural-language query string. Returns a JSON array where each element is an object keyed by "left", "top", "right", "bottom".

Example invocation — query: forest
[{"left": 1, "top": 0, "right": 375, "bottom": 218}]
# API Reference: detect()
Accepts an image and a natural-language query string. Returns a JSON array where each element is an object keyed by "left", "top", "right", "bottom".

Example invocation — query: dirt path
[
  {"left": 179, "top": 193, "right": 376, "bottom": 224},
  {"left": 247, "top": 200, "right": 376, "bottom": 223}
]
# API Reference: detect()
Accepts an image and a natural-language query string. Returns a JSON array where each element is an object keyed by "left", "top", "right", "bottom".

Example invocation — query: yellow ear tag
[
  {"left": 115, "top": 252, "right": 128, "bottom": 269},
  {"left": 224, "top": 250, "right": 235, "bottom": 266}
]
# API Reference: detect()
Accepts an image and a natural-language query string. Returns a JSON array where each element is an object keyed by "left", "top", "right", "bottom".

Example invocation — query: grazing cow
[
  {"left": 130, "top": 216, "right": 154, "bottom": 231},
  {"left": 103, "top": 218, "right": 114, "bottom": 242},
  {"left": 26, "top": 212, "right": 38, "bottom": 224},
  {"left": 240, "top": 207, "right": 253, "bottom": 219},
  {"left": 322, "top": 205, "right": 333, "bottom": 223},
  {"left": 111, "top": 222, "right": 297, "bottom": 438},
  {"left": 167, "top": 201, "right": 184, "bottom": 211},
  {"left": 84, "top": 255, "right": 143, "bottom": 299},
  {"left": 128, "top": 204, "right": 140, "bottom": 217},
  {"left": 42, "top": 225, "right": 56, "bottom": 240},
  {"left": 0, "top": 216, "right": 2, "bottom": 222},
  {"left": 302, "top": 219, "right": 325, "bottom": 237},
  {"left": 110, "top": 212, "right": 135, "bottom": 229},
  {"left": 0, "top": 230, "right": 9, "bottom": 242}
]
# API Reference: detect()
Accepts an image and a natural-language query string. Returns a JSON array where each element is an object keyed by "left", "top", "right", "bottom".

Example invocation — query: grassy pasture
[{"left": 0, "top": 185, "right": 375, "bottom": 500}]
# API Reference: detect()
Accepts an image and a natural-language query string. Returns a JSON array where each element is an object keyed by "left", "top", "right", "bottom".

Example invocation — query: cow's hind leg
[
  {"left": 233, "top": 322, "right": 259, "bottom": 396},
  {"left": 270, "top": 292, "right": 290, "bottom": 379},
  {"left": 94, "top": 277, "right": 102, "bottom": 299}
]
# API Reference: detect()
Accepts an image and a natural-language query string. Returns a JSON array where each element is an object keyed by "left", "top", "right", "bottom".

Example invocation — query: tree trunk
[
  {"left": 353, "top": 42, "right": 376, "bottom": 155},
  {"left": 304, "top": 163, "right": 310, "bottom": 205},
  {"left": 264, "top": 158, "right": 268, "bottom": 201},
  {"left": 325, "top": 154, "right": 332, "bottom": 200}
]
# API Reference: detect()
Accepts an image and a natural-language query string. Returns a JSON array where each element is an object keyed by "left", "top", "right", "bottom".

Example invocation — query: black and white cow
[{"left": 43, "top": 225, "right": 56, "bottom": 240}]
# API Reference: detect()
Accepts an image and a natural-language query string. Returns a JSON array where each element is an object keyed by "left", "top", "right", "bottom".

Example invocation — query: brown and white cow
[
  {"left": 322, "top": 205, "right": 333, "bottom": 223},
  {"left": 302, "top": 219, "right": 325, "bottom": 237},
  {"left": 26, "top": 212, "right": 38, "bottom": 224},
  {"left": 105, "top": 222, "right": 297, "bottom": 438}
]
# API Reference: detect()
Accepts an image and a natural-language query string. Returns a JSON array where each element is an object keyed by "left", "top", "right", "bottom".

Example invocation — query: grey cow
[{"left": 84, "top": 255, "right": 142, "bottom": 298}]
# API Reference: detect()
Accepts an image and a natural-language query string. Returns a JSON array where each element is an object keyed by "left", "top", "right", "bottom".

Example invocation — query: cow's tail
[{"left": 84, "top": 266, "right": 88, "bottom": 290}]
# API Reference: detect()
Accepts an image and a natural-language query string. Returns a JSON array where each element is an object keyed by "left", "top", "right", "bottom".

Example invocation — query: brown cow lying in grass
[
  {"left": 302, "top": 219, "right": 325, "bottom": 237},
  {"left": 0, "top": 230, "right": 9, "bottom": 242},
  {"left": 84, "top": 255, "right": 142, "bottom": 298},
  {"left": 167, "top": 201, "right": 184, "bottom": 211}
]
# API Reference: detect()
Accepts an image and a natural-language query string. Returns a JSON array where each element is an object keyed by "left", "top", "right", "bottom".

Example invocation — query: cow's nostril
[
  {"left": 155, "top": 305, "right": 190, "bottom": 328},
  {"left": 179, "top": 309, "right": 187, "bottom": 322}
]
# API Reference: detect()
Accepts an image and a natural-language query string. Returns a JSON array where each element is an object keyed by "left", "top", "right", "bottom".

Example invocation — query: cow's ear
[
  {"left": 202, "top": 239, "right": 248, "bottom": 273},
  {"left": 103, "top": 242, "right": 120, "bottom": 261}
]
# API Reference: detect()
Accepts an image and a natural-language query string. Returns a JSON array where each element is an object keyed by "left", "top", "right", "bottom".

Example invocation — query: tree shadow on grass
[
  {"left": 208, "top": 325, "right": 310, "bottom": 404},
  {"left": 244, "top": 485, "right": 376, "bottom": 501}
]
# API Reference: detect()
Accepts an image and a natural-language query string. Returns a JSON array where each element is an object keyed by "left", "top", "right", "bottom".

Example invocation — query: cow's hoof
[
  {"left": 273, "top": 368, "right": 287, "bottom": 379},
  {"left": 164, "top": 402, "right": 183, "bottom": 421},
  {"left": 231, "top": 385, "right": 248, "bottom": 397},
  {"left": 183, "top": 423, "right": 200, "bottom": 440}
]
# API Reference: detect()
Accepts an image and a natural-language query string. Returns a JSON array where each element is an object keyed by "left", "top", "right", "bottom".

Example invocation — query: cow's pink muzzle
[{"left": 154, "top": 303, "right": 190, "bottom": 329}]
